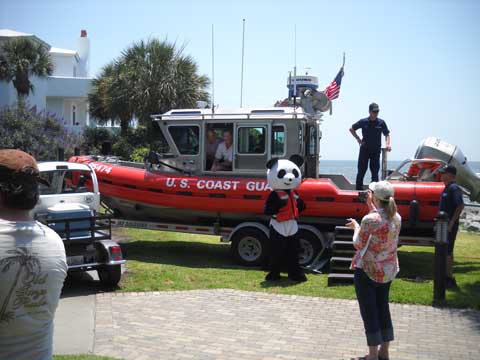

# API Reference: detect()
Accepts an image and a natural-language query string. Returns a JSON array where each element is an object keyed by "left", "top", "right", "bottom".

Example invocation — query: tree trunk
[
  {"left": 13, "top": 71, "right": 31, "bottom": 108},
  {"left": 120, "top": 117, "right": 130, "bottom": 136}
]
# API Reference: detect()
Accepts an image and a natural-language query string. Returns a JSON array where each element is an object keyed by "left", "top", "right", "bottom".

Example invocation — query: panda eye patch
[
  {"left": 292, "top": 169, "right": 299, "bottom": 178},
  {"left": 277, "top": 169, "right": 286, "bottom": 178}
]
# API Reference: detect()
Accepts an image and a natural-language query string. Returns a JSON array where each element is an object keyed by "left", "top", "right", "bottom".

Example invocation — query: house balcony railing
[{"left": 46, "top": 76, "right": 92, "bottom": 98}]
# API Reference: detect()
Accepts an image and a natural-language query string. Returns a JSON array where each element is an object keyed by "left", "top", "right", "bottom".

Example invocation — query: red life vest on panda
[{"left": 273, "top": 190, "right": 299, "bottom": 222}]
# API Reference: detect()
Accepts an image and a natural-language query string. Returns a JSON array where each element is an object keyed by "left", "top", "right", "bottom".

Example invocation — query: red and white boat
[{"left": 70, "top": 76, "right": 480, "bottom": 266}]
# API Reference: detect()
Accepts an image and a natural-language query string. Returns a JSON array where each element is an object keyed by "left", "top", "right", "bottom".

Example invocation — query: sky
[{"left": 1, "top": 0, "right": 479, "bottom": 161}]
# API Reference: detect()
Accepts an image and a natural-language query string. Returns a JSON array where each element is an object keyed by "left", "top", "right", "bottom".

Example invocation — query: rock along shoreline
[{"left": 460, "top": 205, "right": 480, "bottom": 233}]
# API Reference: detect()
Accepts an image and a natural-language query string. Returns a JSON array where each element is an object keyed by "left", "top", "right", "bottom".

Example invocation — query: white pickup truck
[{"left": 32, "top": 161, "right": 126, "bottom": 286}]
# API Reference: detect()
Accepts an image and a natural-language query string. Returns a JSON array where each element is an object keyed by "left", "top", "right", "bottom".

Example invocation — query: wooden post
[
  {"left": 57, "top": 147, "right": 65, "bottom": 161},
  {"left": 381, "top": 148, "right": 388, "bottom": 180},
  {"left": 433, "top": 211, "right": 448, "bottom": 302}
]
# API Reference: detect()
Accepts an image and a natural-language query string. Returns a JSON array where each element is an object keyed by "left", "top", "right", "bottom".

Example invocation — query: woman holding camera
[{"left": 346, "top": 181, "right": 401, "bottom": 360}]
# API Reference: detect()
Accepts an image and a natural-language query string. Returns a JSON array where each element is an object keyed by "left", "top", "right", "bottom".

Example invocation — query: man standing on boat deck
[
  {"left": 350, "top": 103, "right": 391, "bottom": 190},
  {"left": 211, "top": 130, "right": 233, "bottom": 171}
]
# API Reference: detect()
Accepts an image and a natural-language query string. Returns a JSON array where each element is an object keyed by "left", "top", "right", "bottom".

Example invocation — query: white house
[{"left": 0, "top": 29, "right": 92, "bottom": 134}]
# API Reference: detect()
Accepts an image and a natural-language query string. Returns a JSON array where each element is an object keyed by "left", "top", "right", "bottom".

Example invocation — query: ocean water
[{"left": 319, "top": 160, "right": 480, "bottom": 183}]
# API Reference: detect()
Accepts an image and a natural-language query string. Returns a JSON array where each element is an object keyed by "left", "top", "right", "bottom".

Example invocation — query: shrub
[
  {"left": 81, "top": 127, "right": 119, "bottom": 155},
  {"left": 0, "top": 106, "right": 81, "bottom": 161},
  {"left": 130, "top": 147, "right": 150, "bottom": 162}
]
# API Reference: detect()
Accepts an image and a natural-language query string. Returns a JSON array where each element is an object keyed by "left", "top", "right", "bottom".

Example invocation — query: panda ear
[
  {"left": 266, "top": 158, "right": 279, "bottom": 169},
  {"left": 289, "top": 154, "right": 304, "bottom": 167}
]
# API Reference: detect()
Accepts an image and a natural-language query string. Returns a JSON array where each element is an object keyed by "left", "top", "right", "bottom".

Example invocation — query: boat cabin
[{"left": 151, "top": 107, "right": 321, "bottom": 179}]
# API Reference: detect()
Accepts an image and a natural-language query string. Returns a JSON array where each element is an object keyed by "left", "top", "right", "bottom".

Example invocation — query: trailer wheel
[
  {"left": 98, "top": 265, "right": 122, "bottom": 287},
  {"left": 231, "top": 228, "right": 269, "bottom": 267},
  {"left": 297, "top": 229, "right": 322, "bottom": 266}
]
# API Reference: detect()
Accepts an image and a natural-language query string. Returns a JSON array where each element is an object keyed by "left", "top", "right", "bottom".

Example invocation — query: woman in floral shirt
[{"left": 347, "top": 181, "right": 401, "bottom": 360}]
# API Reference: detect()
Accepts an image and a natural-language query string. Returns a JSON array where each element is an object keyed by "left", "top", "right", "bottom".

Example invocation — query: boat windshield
[{"left": 168, "top": 125, "right": 200, "bottom": 155}]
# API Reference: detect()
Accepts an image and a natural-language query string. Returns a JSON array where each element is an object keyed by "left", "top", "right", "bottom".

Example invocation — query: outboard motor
[{"left": 415, "top": 137, "right": 480, "bottom": 202}]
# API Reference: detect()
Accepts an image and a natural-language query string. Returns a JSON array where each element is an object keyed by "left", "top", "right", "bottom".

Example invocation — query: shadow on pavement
[{"left": 61, "top": 271, "right": 118, "bottom": 298}]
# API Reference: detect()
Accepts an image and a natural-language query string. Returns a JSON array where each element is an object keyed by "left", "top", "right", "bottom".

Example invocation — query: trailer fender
[
  {"left": 298, "top": 224, "right": 327, "bottom": 247},
  {"left": 96, "top": 240, "right": 126, "bottom": 265},
  {"left": 226, "top": 222, "right": 269, "bottom": 242}
]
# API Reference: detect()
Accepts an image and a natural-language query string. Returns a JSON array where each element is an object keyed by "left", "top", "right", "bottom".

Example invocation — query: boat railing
[
  {"left": 152, "top": 110, "right": 310, "bottom": 121},
  {"left": 386, "top": 158, "right": 448, "bottom": 181}
]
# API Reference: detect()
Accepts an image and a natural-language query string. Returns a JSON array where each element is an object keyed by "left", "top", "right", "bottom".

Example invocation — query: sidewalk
[{"left": 55, "top": 289, "right": 479, "bottom": 360}]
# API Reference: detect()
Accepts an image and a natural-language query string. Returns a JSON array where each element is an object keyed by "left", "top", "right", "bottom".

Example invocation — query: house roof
[
  {"left": 0, "top": 29, "right": 33, "bottom": 37},
  {"left": 0, "top": 28, "right": 50, "bottom": 50},
  {"left": 50, "top": 47, "right": 77, "bottom": 55}
]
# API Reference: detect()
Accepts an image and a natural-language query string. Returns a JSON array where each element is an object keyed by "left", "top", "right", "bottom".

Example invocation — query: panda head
[{"left": 266, "top": 155, "right": 304, "bottom": 190}]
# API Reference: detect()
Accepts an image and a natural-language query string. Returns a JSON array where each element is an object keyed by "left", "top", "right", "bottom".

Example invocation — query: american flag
[{"left": 324, "top": 67, "right": 344, "bottom": 100}]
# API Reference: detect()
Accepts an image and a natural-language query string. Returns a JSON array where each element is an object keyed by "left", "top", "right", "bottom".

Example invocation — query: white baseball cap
[{"left": 368, "top": 181, "right": 394, "bottom": 201}]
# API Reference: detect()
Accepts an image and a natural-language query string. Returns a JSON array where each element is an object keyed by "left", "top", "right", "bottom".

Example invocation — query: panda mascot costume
[{"left": 264, "top": 155, "right": 307, "bottom": 282}]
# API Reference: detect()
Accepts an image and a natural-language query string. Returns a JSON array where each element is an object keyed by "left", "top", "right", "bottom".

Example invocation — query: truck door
[{"left": 234, "top": 123, "right": 269, "bottom": 172}]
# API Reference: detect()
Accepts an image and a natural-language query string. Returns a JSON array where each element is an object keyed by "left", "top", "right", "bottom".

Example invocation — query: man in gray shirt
[
  {"left": 0, "top": 149, "right": 67, "bottom": 360},
  {"left": 206, "top": 128, "right": 222, "bottom": 170}
]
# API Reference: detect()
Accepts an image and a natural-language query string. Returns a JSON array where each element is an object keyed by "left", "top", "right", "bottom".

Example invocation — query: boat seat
[{"left": 318, "top": 174, "right": 360, "bottom": 191}]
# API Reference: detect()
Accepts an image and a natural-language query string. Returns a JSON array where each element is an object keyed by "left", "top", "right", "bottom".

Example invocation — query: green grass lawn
[{"left": 117, "top": 228, "right": 480, "bottom": 309}]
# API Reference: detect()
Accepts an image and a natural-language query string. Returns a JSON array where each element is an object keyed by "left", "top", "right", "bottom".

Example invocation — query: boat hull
[{"left": 71, "top": 156, "right": 445, "bottom": 234}]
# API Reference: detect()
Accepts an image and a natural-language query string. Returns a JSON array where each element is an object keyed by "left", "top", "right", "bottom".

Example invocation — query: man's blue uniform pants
[{"left": 356, "top": 146, "right": 380, "bottom": 190}]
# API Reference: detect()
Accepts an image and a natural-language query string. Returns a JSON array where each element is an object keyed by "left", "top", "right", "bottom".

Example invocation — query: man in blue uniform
[
  {"left": 438, "top": 165, "right": 465, "bottom": 289},
  {"left": 350, "top": 103, "right": 391, "bottom": 190}
]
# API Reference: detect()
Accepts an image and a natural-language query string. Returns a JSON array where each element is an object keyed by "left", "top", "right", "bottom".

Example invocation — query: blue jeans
[
  {"left": 356, "top": 146, "right": 381, "bottom": 190},
  {"left": 354, "top": 268, "right": 394, "bottom": 346}
]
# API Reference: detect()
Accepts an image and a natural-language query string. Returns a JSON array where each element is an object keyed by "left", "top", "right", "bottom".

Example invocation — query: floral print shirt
[{"left": 350, "top": 209, "right": 401, "bottom": 283}]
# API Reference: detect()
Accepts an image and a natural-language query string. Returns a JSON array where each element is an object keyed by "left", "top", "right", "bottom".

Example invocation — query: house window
[
  {"left": 237, "top": 127, "right": 265, "bottom": 154},
  {"left": 168, "top": 125, "right": 200, "bottom": 155},
  {"left": 72, "top": 104, "right": 77, "bottom": 125},
  {"left": 73, "top": 66, "right": 77, "bottom": 77}
]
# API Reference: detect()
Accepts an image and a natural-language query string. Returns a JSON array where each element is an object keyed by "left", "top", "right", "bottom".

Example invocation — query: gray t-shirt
[
  {"left": 0, "top": 219, "right": 67, "bottom": 360},
  {"left": 206, "top": 138, "right": 222, "bottom": 160}
]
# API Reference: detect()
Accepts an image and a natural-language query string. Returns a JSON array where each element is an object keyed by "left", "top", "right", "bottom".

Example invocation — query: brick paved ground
[{"left": 93, "top": 289, "right": 480, "bottom": 360}]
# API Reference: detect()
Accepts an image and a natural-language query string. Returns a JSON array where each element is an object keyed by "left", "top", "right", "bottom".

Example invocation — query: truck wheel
[
  {"left": 231, "top": 228, "right": 269, "bottom": 267},
  {"left": 297, "top": 230, "right": 322, "bottom": 266},
  {"left": 98, "top": 265, "right": 122, "bottom": 287}
]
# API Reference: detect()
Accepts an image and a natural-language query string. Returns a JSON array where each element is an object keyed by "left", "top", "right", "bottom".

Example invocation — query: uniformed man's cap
[
  {"left": 439, "top": 165, "right": 457, "bottom": 175},
  {"left": 369, "top": 103, "right": 380, "bottom": 112}
]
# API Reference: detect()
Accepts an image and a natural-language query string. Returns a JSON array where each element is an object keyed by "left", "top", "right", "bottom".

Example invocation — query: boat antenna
[
  {"left": 211, "top": 24, "right": 215, "bottom": 114},
  {"left": 240, "top": 18, "right": 245, "bottom": 108},
  {"left": 293, "top": 24, "right": 297, "bottom": 110}
]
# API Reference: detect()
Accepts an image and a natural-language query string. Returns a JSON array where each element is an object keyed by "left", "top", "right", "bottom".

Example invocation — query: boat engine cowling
[{"left": 415, "top": 137, "right": 480, "bottom": 203}]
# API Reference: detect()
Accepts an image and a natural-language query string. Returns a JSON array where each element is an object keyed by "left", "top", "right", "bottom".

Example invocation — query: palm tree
[
  {"left": 0, "top": 247, "right": 41, "bottom": 323},
  {"left": 0, "top": 37, "right": 53, "bottom": 107},
  {"left": 88, "top": 62, "right": 134, "bottom": 135},
  {"left": 88, "top": 38, "right": 210, "bottom": 135},
  {"left": 121, "top": 39, "right": 210, "bottom": 125}
]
